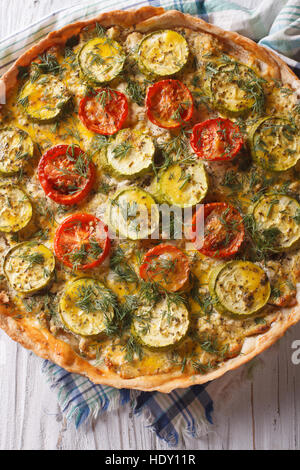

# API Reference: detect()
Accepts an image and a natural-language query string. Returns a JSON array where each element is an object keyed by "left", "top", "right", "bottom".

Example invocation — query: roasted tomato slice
[
  {"left": 190, "top": 118, "right": 243, "bottom": 161},
  {"left": 38, "top": 145, "right": 95, "bottom": 206},
  {"left": 139, "top": 243, "right": 190, "bottom": 292},
  {"left": 54, "top": 213, "right": 110, "bottom": 270},
  {"left": 79, "top": 88, "right": 128, "bottom": 135},
  {"left": 192, "top": 202, "right": 245, "bottom": 258},
  {"left": 146, "top": 79, "right": 193, "bottom": 129}
]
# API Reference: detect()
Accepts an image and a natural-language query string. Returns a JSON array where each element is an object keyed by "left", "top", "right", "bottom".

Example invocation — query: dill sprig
[
  {"left": 192, "top": 360, "right": 214, "bottom": 375},
  {"left": 126, "top": 79, "right": 145, "bottom": 106},
  {"left": 75, "top": 282, "right": 120, "bottom": 337},
  {"left": 31, "top": 53, "right": 63, "bottom": 82},
  {"left": 124, "top": 334, "right": 143, "bottom": 362},
  {"left": 64, "top": 47, "right": 77, "bottom": 69},
  {"left": 18, "top": 96, "right": 29, "bottom": 108},
  {"left": 110, "top": 247, "right": 139, "bottom": 284},
  {"left": 191, "top": 332, "right": 229, "bottom": 358},
  {"left": 242, "top": 213, "right": 281, "bottom": 261},
  {"left": 19, "top": 252, "right": 45, "bottom": 268},
  {"left": 98, "top": 180, "right": 113, "bottom": 195},
  {"left": 293, "top": 209, "right": 300, "bottom": 225},
  {"left": 95, "top": 23, "right": 106, "bottom": 37},
  {"left": 86, "top": 87, "right": 116, "bottom": 108},
  {"left": 112, "top": 143, "right": 132, "bottom": 160}
]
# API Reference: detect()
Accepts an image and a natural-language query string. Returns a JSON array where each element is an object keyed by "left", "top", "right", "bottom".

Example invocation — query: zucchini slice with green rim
[
  {"left": 250, "top": 117, "right": 300, "bottom": 171},
  {"left": 132, "top": 296, "right": 190, "bottom": 350},
  {"left": 59, "top": 278, "right": 114, "bottom": 336},
  {"left": 18, "top": 75, "right": 71, "bottom": 123},
  {"left": 100, "top": 128, "right": 155, "bottom": 179},
  {"left": 4, "top": 242, "right": 55, "bottom": 294},
  {"left": 0, "top": 127, "right": 34, "bottom": 175},
  {"left": 210, "top": 63, "right": 264, "bottom": 116},
  {"left": 158, "top": 160, "right": 208, "bottom": 208},
  {"left": 209, "top": 261, "right": 270, "bottom": 316},
  {"left": 138, "top": 30, "right": 189, "bottom": 77},
  {"left": 253, "top": 194, "right": 300, "bottom": 250},
  {"left": 108, "top": 187, "right": 159, "bottom": 240},
  {"left": 0, "top": 184, "right": 32, "bottom": 233},
  {"left": 78, "top": 37, "right": 125, "bottom": 84}
]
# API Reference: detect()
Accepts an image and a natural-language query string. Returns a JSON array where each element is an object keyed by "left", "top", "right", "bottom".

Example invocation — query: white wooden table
[{"left": 1, "top": 0, "right": 300, "bottom": 450}]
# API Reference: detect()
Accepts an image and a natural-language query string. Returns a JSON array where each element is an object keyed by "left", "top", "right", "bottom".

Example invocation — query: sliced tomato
[
  {"left": 192, "top": 203, "right": 245, "bottom": 258},
  {"left": 139, "top": 244, "right": 190, "bottom": 292},
  {"left": 79, "top": 88, "right": 128, "bottom": 135},
  {"left": 146, "top": 79, "right": 193, "bottom": 129},
  {"left": 54, "top": 213, "right": 110, "bottom": 270},
  {"left": 190, "top": 118, "right": 243, "bottom": 161},
  {"left": 38, "top": 145, "right": 95, "bottom": 206}
]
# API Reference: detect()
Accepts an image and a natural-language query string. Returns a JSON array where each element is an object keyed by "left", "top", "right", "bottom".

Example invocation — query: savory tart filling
[
  {"left": 0, "top": 127, "right": 34, "bottom": 175},
  {"left": 250, "top": 117, "right": 300, "bottom": 171},
  {"left": 59, "top": 278, "right": 115, "bottom": 336},
  {"left": 78, "top": 36, "right": 126, "bottom": 84},
  {"left": 209, "top": 261, "right": 271, "bottom": 315},
  {"left": 0, "top": 20, "right": 299, "bottom": 382},
  {"left": 103, "top": 127, "right": 155, "bottom": 179},
  {"left": 19, "top": 75, "right": 71, "bottom": 123},
  {"left": 0, "top": 183, "right": 32, "bottom": 233},
  {"left": 138, "top": 30, "right": 189, "bottom": 76},
  {"left": 157, "top": 159, "right": 208, "bottom": 207},
  {"left": 4, "top": 242, "right": 55, "bottom": 294}
]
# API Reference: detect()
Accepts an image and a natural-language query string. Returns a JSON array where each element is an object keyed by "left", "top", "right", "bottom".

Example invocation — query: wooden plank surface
[{"left": 0, "top": 0, "right": 300, "bottom": 450}]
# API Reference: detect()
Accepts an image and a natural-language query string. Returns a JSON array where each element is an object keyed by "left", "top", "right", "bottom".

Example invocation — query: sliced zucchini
[
  {"left": 78, "top": 37, "right": 125, "bottom": 84},
  {"left": 132, "top": 296, "right": 189, "bottom": 350},
  {"left": 0, "top": 127, "right": 34, "bottom": 175},
  {"left": 191, "top": 68, "right": 211, "bottom": 100},
  {"left": 250, "top": 117, "right": 300, "bottom": 171},
  {"left": 4, "top": 242, "right": 55, "bottom": 294},
  {"left": 158, "top": 160, "right": 208, "bottom": 207},
  {"left": 210, "top": 63, "right": 264, "bottom": 116},
  {"left": 108, "top": 187, "right": 159, "bottom": 240},
  {"left": 253, "top": 194, "right": 300, "bottom": 250},
  {"left": 138, "top": 30, "right": 189, "bottom": 76},
  {"left": 209, "top": 261, "right": 270, "bottom": 316},
  {"left": 18, "top": 75, "right": 71, "bottom": 123},
  {"left": 0, "top": 184, "right": 32, "bottom": 233},
  {"left": 59, "top": 278, "right": 114, "bottom": 336},
  {"left": 101, "top": 128, "right": 155, "bottom": 179}
]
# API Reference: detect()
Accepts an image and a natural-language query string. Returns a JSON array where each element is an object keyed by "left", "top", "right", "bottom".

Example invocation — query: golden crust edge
[
  {"left": 0, "top": 6, "right": 165, "bottom": 96},
  {"left": 136, "top": 10, "right": 300, "bottom": 91},
  {"left": 0, "top": 7, "right": 299, "bottom": 392},
  {"left": 1, "top": 8, "right": 300, "bottom": 94},
  {"left": 1, "top": 302, "right": 300, "bottom": 393}
]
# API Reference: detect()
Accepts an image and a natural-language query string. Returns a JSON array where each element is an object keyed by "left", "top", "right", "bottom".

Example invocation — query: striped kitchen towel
[{"left": 1, "top": 0, "right": 299, "bottom": 446}]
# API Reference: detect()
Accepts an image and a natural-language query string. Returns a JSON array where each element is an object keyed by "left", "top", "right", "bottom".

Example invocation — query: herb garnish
[
  {"left": 31, "top": 53, "right": 63, "bottom": 82},
  {"left": 112, "top": 143, "right": 132, "bottom": 160},
  {"left": 126, "top": 79, "right": 145, "bottom": 106},
  {"left": 110, "top": 247, "right": 139, "bottom": 284}
]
